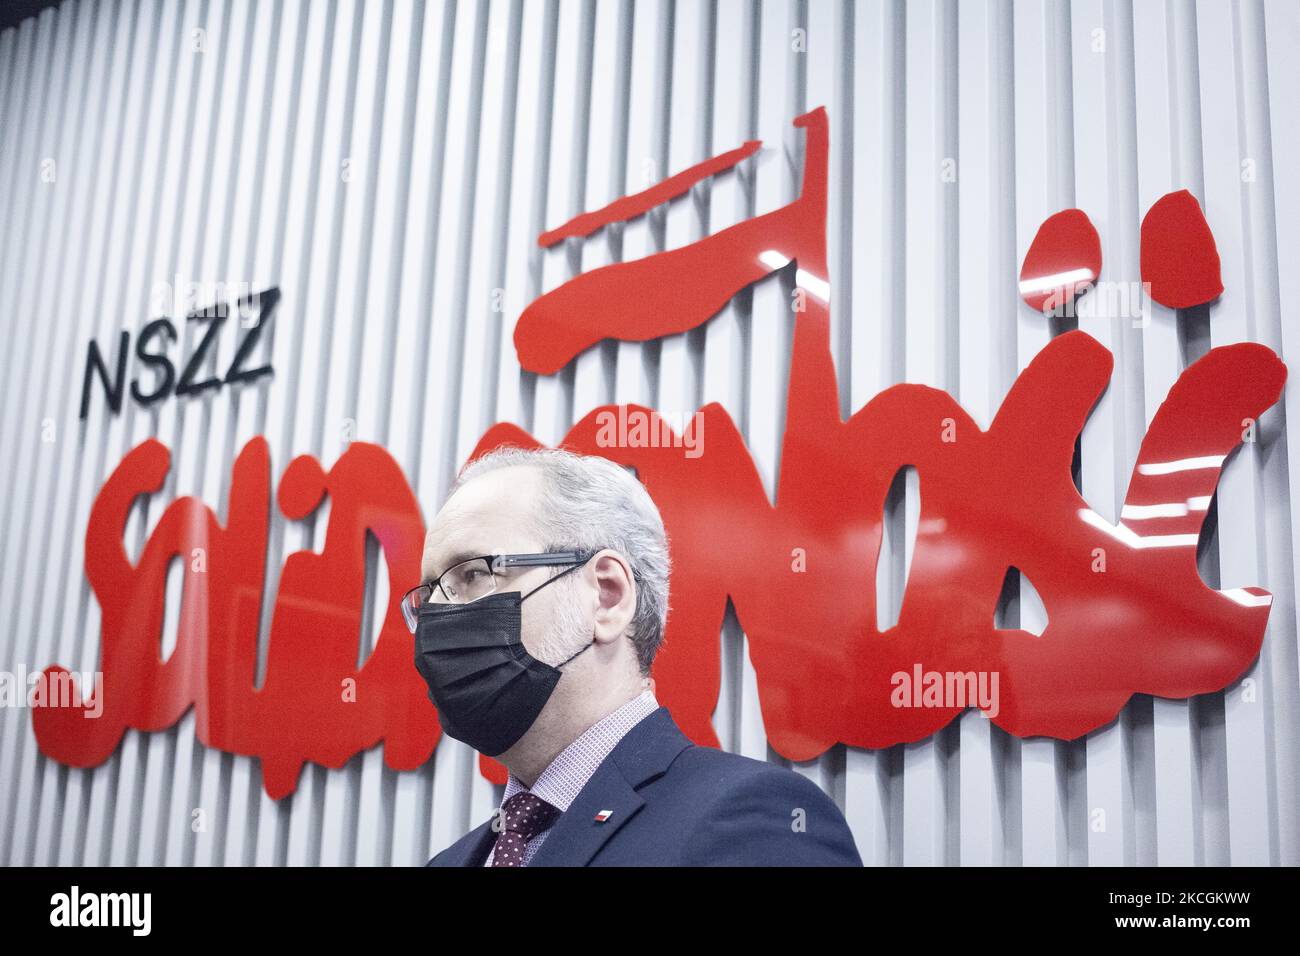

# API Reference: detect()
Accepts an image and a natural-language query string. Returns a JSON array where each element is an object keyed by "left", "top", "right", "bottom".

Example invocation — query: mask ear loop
[
  {"left": 519, "top": 556, "right": 591, "bottom": 600},
  {"left": 520, "top": 557, "right": 596, "bottom": 669},
  {"left": 556, "top": 641, "right": 592, "bottom": 668}
]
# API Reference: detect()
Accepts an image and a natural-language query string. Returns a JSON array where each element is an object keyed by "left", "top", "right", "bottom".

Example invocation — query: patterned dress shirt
[{"left": 484, "top": 688, "right": 659, "bottom": 866}]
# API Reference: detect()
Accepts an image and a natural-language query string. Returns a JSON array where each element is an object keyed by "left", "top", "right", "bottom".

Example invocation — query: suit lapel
[
  {"left": 527, "top": 764, "right": 644, "bottom": 866},
  {"left": 432, "top": 818, "right": 497, "bottom": 867},
  {"left": 528, "top": 706, "right": 692, "bottom": 866}
]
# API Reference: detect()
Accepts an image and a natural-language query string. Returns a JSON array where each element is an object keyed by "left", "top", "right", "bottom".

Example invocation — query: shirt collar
[{"left": 501, "top": 688, "right": 659, "bottom": 812}]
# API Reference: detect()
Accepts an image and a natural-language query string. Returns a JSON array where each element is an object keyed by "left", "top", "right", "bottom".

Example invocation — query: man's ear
[{"left": 589, "top": 550, "right": 636, "bottom": 644}]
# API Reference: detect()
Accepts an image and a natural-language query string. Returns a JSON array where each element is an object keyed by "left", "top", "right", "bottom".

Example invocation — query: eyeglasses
[{"left": 399, "top": 550, "right": 598, "bottom": 633}]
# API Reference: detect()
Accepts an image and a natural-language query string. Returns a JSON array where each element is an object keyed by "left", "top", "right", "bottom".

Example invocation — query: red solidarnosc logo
[{"left": 32, "top": 107, "right": 1285, "bottom": 798}]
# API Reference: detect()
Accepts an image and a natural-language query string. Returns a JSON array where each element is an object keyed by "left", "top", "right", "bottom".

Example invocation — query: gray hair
[{"left": 447, "top": 447, "right": 671, "bottom": 675}]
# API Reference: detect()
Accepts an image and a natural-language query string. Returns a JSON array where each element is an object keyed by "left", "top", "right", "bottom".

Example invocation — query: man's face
[{"left": 421, "top": 465, "right": 590, "bottom": 671}]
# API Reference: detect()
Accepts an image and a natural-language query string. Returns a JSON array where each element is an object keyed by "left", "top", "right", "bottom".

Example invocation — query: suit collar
[
  {"left": 442, "top": 706, "right": 692, "bottom": 867},
  {"left": 445, "top": 818, "right": 498, "bottom": 868},
  {"left": 529, "top": 706, "right": 692, "bottom": 866}
]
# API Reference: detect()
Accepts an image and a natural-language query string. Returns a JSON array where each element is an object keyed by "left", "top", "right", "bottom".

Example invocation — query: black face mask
[{"left": 413, "top": 563, "right": 592, "bottom": 756}]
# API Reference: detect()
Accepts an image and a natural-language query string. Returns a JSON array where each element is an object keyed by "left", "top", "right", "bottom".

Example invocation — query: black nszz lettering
[
  {"left": 79, "top": 285, "right": 279, "bottom": 419},
  {"left": 79, "top": 330, "right": 130, "bottom": 419},
  {"left": 224, "top": 286, "right": 279, "bottom": 385},
  {"left": 130, "top": 318, "right": 178, "bottom": 405},
  {"left": 175, "top": 307, "right": 227, "bottom": 397}
]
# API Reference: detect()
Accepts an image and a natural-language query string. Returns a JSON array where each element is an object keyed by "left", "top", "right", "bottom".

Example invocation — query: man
[{"left": 409, "top": 445, "right": 862, "bottom": 866}]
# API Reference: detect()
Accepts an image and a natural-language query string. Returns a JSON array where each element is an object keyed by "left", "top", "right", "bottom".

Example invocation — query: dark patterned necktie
[{"left": 489, "top": 791, "right": 561, "bottom": 867}]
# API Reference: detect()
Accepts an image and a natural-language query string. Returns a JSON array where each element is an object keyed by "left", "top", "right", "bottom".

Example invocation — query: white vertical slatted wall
[{"left": 0, "top": 0, "right": 1296, "bottom": 866}]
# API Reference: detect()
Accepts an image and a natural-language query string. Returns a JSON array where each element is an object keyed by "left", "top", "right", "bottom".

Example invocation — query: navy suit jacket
[{"left": 426, "top": 705, "right": 863, "bottom": 866}]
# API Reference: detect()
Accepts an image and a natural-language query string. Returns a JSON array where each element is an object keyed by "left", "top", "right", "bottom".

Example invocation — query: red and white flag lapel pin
[{"left": 594, "top": 809, "right": 614, "bottom": 823}]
